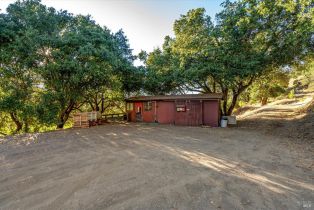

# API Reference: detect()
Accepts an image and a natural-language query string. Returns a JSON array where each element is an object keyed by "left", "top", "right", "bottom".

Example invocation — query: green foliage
[
  {"left": 144, "top": 0, "right": 313, "bottom": 115},
  {"left": 288, "top": 89, "right": 295, "bottom": 99},
  {"left": 249, "top": 70, "right": 290, "bottom": 105},
  {"left": 0, "top": 0, "right": 44, "bottom": 133},
  {"left": 0, "top": 0, "right": 139, "bottom": 133},
  {"left": 143, "top": 43, "right": 182, "bottom": 95},
  {"left": 291, "top": 55, "right": 314, "bottom": 91},
  {"left": 37, "top": 14, "right": 120, "bottom": 128},
  {"left": 1, "top": 0, "right": 313, "bottom": 134}
]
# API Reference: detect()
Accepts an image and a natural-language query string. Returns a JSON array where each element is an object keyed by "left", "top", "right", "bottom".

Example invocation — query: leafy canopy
[{"left": 144, "top": 0, "right": 313, "bottom": 115}]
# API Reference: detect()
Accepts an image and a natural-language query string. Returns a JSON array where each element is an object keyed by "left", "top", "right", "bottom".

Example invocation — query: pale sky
[{"left": 0, "top": 0, "right": 224, "bottom": 64}]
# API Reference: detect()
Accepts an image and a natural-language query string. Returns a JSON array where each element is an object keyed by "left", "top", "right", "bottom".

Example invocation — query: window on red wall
[
  {"left": 176, "top": 105, "right": 186, "bottom": 112},
  {"left": 127, "top": 103, "right": 133, "bottom": 111},
  {"left": 144, "top": 101, "right": 152, "bottom": 111}
]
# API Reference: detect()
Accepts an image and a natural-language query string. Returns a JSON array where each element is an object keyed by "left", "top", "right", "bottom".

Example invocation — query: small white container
[{"left": 221, "top": 119, "right": 228, "bottom": 128}]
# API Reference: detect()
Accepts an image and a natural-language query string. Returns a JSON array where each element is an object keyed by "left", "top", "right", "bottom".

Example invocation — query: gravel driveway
[{"left": 0, "top": 123, "right": 313, "bottom": 210}]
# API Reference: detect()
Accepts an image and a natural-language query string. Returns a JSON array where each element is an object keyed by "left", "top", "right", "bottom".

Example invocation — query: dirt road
[
  {"left": 238, "top": 93, "right": 314, "bottom": 150},
  {"left": 0, "top": 123, "right": 313, "bottom": 209}
]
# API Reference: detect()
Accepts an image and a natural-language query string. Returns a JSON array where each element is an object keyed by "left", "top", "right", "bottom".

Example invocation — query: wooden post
[
  {"left": 125, "top": 102, "right": 129, "bottom": 121},
  {"left": 200, "top": 100, "right": 203, "bottom": 125},
  {"left": 154, "top": 101, "right": 157, "bottom": 122},
  {"left": 174, "top": 100, "right": 177, "bottom": 125}
]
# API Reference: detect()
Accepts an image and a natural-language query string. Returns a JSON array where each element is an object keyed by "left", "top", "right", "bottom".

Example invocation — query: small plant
[{"left": 288, "top": 90, "right": 295, "bottom": 99}]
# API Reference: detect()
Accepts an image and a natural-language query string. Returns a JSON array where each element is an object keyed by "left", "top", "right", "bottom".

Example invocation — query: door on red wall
[
  {"left": 134, "top": 102, "right": 143, "bottom": 122},
  {"left": 157, "top": 102, "right": 175, "bottom": 124},
  {"left": 203, "top": 100, "right": 219, "bottom": 127},
  {"left": 175, "top": 100, "right": 201, "bottom": 126},
  {"left": 187, "top": 101, "right": 201, "bottom": 126},
  {"left": 175, "top": 100, "right": 187, "bottom": 125}
]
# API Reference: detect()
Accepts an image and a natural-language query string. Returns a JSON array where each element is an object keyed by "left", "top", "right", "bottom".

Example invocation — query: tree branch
[{"left": 0, "top": 131, "right": 7, "bottom": 136}]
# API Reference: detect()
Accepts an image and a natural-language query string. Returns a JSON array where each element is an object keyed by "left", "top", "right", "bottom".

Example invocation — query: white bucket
[{"left": 221, "top": 119, "right": 228, "bottom": 128}]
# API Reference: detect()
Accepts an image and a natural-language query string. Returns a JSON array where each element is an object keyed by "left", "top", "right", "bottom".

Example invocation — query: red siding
[
  {"left": 187, "top": 101, "right": 202, "bottom": 126},
  {"left": 157, "top": 101, "right": 175, "bottom": 124},
  {"left": 128, "top": 111, "right": 136, "bottom": 122},
  {"left": 134, "top": 102, "right": 143, "bottom": 122},
  {"left": 174, "top": 100, "right": 187, "bottom": 125},
  {"left": 175, "top": 100, "right": 202, "bottom": 126},
  {"left": 142, "top": 101, "right": 155, "bottom": 122},
  {"left": 127, "top": 99, "right": 220, "bottom": 127},
  {"left": 203, "top": 100, "right": 219, "bottom": 127}
]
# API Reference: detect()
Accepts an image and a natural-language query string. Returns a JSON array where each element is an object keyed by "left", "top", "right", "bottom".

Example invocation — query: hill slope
[{"left": 237, "top": 91, "right": 314, "bottom": 149}]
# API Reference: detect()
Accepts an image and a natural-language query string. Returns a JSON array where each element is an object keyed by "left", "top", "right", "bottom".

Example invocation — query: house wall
[
  {"left": 142, "top": 101, "right": 155, "bottom": 122},
  {"left": 127, "top": 99, "right": 220, "bottom": 127},
  {"left": 133, "top": 102, "right": 143, "bottom": 122},
  {"left": 186, "top": 100, "right": 202, "bottom": 126},
  {"left": 203, "top": 100, "right": 219, "bottom": 127},
  {"left": 156, "top": 101, "right": 175, "bottom": 124},
  {"left": 175, "top": 100, "right": 202, "bottom": 126},
  {"left": 174, "top": 100, "right": 187, "bottom": 125}
]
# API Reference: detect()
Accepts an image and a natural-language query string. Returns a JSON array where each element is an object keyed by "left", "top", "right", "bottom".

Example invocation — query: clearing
[{"left": 0, "top": 122, "right": 313, "bottom": 209}]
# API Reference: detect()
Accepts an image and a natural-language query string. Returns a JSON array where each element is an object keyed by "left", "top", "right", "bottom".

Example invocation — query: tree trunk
[
  {"left": 24, "top": 121, "right": 30, "bottom": 133},
  {"left": 94, "top": 95, "right": 100, "bottom": 111},
  {"left": 10, "top": 112, "right": 23, "bottom": 133},
  {"left": 101, "top": 93, "right": 104, "bottom": 113},
  {"left": 225, "top": 77, "right": 256, "bottom": 115},
  {"left": 261, "top": 97, "right": 268, "bottom": 106},
  {"left": 207, "top": 76, "right": 256, "bottom": 117},
  {"left": 57, "top": 111, "right": 71, "bottom": 129},
  {"left": 57, "top": 120, "right": 66, "bottom": 128},
  {"left": 89, "top": 102, "right": 95, "bottom": 111},
  {"left": 57, "top": 101, "right": 75, "bottom": 129},
  {"left": 227, "top": 91, "right": 240, "bottom": 116},
  {"left": 213, "top": 81, "right": 216, "bottom": 93},
  {"left": 221, "top": 88, "right": 228, "bottom": 116}
]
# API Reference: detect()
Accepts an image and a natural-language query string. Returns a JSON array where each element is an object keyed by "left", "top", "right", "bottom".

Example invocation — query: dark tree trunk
[
  {"left": 227, "top": 91, "right": 240, "bottom": 116},
  {"left": 204, "top": 76, "right": 256, "bottom": 116},
  {"left": 221, "top": 88, "right": 228, "bottom": 116},
  {"left": 57, "top": 101, "right": 75, "bottom": 129},
  {"left": 261, "top": 97, "right": 268, "bottom": 106},
  {"left": 10, "top": 112, "right": 23, "bottom": 133},
  {"left": 101, "top": 93, "right": 104, "bottom": 113},
  {"left": 89, "top": 94, "right": 102, "bottom": 112},
  {"left": 24, "top": 121, "right": 30, "bottom": 133},
  {"left": 94, "top": 95, "right": 100, "bottom": 111},
  {"left": 57, "top": 111, "right": 71, "bottom": 129},
  {"left": 57, "top": 111, "right": 67, "bottom": 129},
  {"left": 226, "top": 77, "right": 256, "bottom": 115},
  {"left": 213, "top": 81, "right": 216, "bottom": 93},
  {"left": 57, "top": 120, "right": 65, "bottom": 129}
]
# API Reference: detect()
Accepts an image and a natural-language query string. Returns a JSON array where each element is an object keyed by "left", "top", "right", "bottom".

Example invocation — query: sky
[{"left": 0, "top": 0, "right": 224, "bottom": 64}]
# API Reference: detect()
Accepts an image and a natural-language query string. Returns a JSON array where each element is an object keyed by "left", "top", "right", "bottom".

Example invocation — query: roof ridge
[{"left": 126, "top": 93, "right": 223, "bottom": 101}]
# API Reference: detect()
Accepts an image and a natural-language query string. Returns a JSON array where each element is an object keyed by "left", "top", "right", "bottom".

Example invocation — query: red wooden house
[{"left": 125, "top": 94, "right": 222, "bottom": 127}]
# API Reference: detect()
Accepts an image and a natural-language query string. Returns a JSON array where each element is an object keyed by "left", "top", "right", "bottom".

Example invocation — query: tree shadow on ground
[
  {"left": 238, "top": 111, "right": 313, "bottom": 146},
  {"left": 116, "top": 126, "right": 314, "bottom": 210}
]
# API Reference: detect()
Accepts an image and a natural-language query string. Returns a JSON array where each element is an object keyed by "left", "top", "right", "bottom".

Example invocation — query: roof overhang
[{"left": 125, "top": 94, "right": 223, "bottom": 102}]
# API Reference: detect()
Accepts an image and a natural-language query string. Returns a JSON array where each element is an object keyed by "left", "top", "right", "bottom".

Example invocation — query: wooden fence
[
  {"left": 73, "top": 112, "right": 126, "bottom": 128},
  {"left": 102, "top": 113, "right": 126, "bottom": 121}
]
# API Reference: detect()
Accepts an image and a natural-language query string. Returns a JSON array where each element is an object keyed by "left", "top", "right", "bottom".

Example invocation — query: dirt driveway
[{"left": 0, "top": 123, "right": 313, "bottom": 210}]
